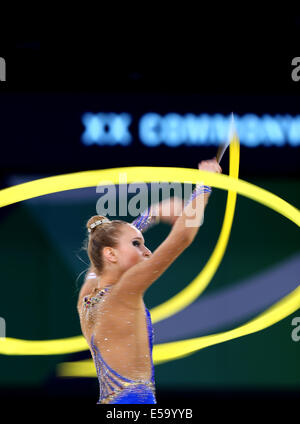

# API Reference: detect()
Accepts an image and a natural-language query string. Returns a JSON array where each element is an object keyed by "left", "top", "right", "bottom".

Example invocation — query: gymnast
[{"left": 77, "top": 158, "right": 222, "bottom": 404}]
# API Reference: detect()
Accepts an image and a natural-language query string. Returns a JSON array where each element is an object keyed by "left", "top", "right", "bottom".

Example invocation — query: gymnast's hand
[
  {"left": 157, "top": 196, "right": 185, "bottom": 225},
  {"left": 198, "top": 157, "right": 222, "bottom": 173}
]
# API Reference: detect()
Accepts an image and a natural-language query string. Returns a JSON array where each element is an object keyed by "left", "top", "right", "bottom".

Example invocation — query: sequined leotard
[
  {"left": 83, "top": 287, "right": 156, "bottom": 404},
  {"left": 82, "top": 205, "right": 161, "bottom": 404}
]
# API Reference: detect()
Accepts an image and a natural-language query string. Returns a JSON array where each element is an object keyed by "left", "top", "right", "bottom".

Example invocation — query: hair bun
[{"left": 86, "top": 215, "right": 110, "bottom": 233}]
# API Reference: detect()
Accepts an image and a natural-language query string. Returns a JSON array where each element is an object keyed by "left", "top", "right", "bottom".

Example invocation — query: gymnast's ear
[{"left": 102, "top": 246, "right": 118, "bottom": 264}]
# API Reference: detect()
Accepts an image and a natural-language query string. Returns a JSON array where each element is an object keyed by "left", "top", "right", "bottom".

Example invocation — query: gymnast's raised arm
[
  {"left": 78, "top": 197, "right": 184, "bottom": 301},
  {"left": 112, "top": 157, "right": 222, "bottom": 302}
]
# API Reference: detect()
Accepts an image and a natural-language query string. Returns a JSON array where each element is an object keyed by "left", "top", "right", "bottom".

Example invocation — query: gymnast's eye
[{"left": 132, "top": 240, "right": 140, "bottom": 247}]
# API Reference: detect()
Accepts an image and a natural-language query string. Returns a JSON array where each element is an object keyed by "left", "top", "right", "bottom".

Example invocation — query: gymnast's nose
[{"left": 143, "top": 246, "right": 152, "bottom": 258}]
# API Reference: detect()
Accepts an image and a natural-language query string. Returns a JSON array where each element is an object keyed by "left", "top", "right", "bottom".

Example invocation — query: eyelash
[{"left": 132, "top": 240, "right": 141, "bottom": 247}]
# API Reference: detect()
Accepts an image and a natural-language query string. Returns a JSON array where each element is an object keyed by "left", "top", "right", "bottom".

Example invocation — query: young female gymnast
[{"left": 77, "top": 158, "right": 222, "bottom": 404}]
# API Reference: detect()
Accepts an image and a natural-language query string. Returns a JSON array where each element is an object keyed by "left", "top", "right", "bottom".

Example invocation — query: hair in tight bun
[
  {"left": 86, "top": 215, "right": 111, "bottom": 233},
  {"left": 84, "top": 215, "right": 128, "bottom": 275}
]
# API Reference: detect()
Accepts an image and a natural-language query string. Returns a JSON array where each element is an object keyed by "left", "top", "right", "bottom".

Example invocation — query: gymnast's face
[{"left": 114, "top": 224, "right": 152, "bottom": 272}]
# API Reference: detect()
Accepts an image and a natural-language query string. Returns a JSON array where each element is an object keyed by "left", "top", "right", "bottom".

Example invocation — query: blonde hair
[{"left": 85, "top": 215, "right": 128, "bottom": 275}]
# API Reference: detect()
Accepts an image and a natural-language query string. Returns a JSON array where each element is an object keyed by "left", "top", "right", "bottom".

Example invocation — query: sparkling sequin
[
  {"left": 83, "top": 287, "right": 110, "bottom": 309},
  {"left": 131, "top": 206, "right": 159, "bottom": 233}
]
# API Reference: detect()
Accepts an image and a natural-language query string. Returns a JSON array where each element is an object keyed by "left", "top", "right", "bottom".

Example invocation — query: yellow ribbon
[{"left": 0, "top": 131, "right": 299, "bottom": 379}]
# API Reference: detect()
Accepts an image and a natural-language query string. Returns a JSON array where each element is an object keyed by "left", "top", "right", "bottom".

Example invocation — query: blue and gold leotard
[
  {"left": 87, "top": 296, "right": 156, "bottom": 404},
  {"left": 83, "top": 208, "right": 159, "bottom": 404}
]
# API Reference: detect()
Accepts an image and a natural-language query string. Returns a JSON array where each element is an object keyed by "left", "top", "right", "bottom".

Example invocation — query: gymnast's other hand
[
  {"left": 158, "top": 196, "right": 185, "bottom": 225},
  {"left": 198, "top": 157, "right": 222, "bottom": 173}
]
